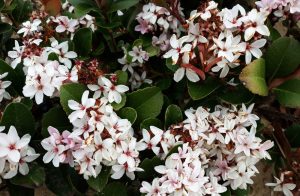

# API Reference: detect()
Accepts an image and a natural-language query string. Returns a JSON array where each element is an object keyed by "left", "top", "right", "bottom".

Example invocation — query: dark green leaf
[
  {"left": 60, "top": 83, "right": 87, "bottom": 114},
  {"left": 115, "top": 70, "right": 128, "bottom": 85},
  {"left": 108, "top": 0, "right": 139, "bottom": 13},
  {"left": 102, "top": 182, "right": 127, "bottom": 196},
  {"left": 232, "top": 188, "right": 249, "bottom": 196},
  {"left": 266, "top": 37, "right": 300, "bottom": 80},
  {"left": 218, "top": 84, "right": 254, "bottom": 104},
  {"left": 111, "top": 94, "right": 126, "bottom": 110},
  {"left": 11, "top": 0, "right": 33, "bottom": 23},
  {"left": 273, "top": 79, "right": 300, "bottom": 108},
  {"left": 138, "top": 156, "right": 163, "bottom": 179},
  {"left": 0, "top": 103, "right": 35, "bottom": 135},
  {"left": 155, "top": 78, "right": 171, "bottom": 91},
  {"left": 285, "top": 124, "right": 300, "bottom": 148},
  {"left": 73, "top": 28, "right": 93, "bottom": 56},
  {"left": 165, "top": 104, "right": 182, "bottom": 129},
  {"left": 140, "top": 118, "right": 163, "bottom": 130},
  {"left": 0, "top": 59, "right": 23, "bottom": 93},
  {"left": 0, "top": 23, "right": 12, "bottom": 34},
  {"left": 87, "top": 167, "right": 111, "bottom": 192},
  {"left": 11, "top": 165, "right": 45, "bottom": 187},
  {"left": 126, "top": 87, "right": 164, "bottom": 124},
  {"left": 118, "top": 107, "right": 137, "bottom": 124},
  {"left": 41, "top": 106, "right": 72, "bottom": 137},
  {"left": 188, "top": 77, "right": 221, "bottom": 100}
]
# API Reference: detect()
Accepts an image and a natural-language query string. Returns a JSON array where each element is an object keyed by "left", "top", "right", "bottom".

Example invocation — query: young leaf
[
  {"left": 266, "top": 37, "right": 300, "bottom": 80},
  {"left": 0, "top": 103, "right": 35, "bottom": 135},
  {"left": 118, "top": 107, "right": 137, "bottom": 124},
  {"left": 273, "top": 79, "right": 300, "bottom": 108},
  {"left": 60, "top": 83, "right": 87, "bottom": 115},
  {"left": 239, "top": 58, "right": 268, "bottom": 96},
  {"left": 126, "top": 87, "right": 163, "bottom": 124},
  {"left": 188, "top": 77, "right": 221, "bottom": 100},
  {"left": 165, "top": 104, "right": 183, "bottom": 129}
]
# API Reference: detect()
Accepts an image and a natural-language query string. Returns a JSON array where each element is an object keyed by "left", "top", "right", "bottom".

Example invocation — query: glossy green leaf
[
  {"left": 218, "top": 84, "right": 254, "bottom": 104},
  {"left": 60, "top": 83, "right": 87, "bottom": 114},
  {"left": 108, "top": 0, "right": 139, "bottom": 13},
  {"left": 285, "top": 124, "right": 300, "bottom": 148},
  {"left": 138, "top": 156, "right": 163, "bottom": 179},
  {"left": 87, "top": 167, "right": 111, "bottom": 192},
  {"left": 126, "top": 87, "right": 164, "bottom": 124},
  {"left": 118, "top": 107, "right": 137, "bottom": 124},
  {"left": 41, "top": 106, "right": 72, "bottom": 137},
  {"left": 111, "top": 94, "right": 126, "bottom": 110},
  {"left": 266, "top": 37, "right": 300, "bottom": 80},
  {"left": 273, "top": 79, "right": 300, "bottom": 108},
  {"left": 165, "top": 104, "right": 182, "bottom": 129},
  {"left": 0, "top": 59, "right": 23, "bottom": 93},
  {"left": 11, "top": 165, "right": 45, "bottom": 187},
  {"left": 140, "top": 118, "right": 163, "bottom": 130},
  {"left": 239, "top": 58, "right": 268, "bottom": 96},
  {"left": 0, "top": 103, "right": 35, "bottom": 135},
  {"left": 115, "top": 70, "right": 128, "bottom": 85},
  {"left": 102, "top": 182, "right": 127, "bottom": 196},
  {"left": 188, "top": 77, "right": 221, "bottom": 100},
  {"left": 73, "top": 28, "right": 93, "bottom": 56}
]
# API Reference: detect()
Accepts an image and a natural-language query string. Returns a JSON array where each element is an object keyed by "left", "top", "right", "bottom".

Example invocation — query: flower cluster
[
  {"left": 0, "top": 126, "right": 39, "bottom": 183},
  {"left": 256, "top": 0, "right": 300, "bottom": 17},
  {"left": 0, "top": 72, "right": 12, "bottom": 103},
  {"left": 41, "top": 90, "right": 143, "bottom": 180},
  {"left": 139, "top": 104, "right": 274, "bottom": 195},
  {"left": 135, "top": 1, "right": 271, "bottom": 81},
  {"left": 7, "top": 5, "right": 97, "bottom": 105}
]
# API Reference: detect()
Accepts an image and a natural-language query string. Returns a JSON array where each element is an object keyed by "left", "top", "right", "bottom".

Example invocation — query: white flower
[
  {"left": 173, "top": 67, "right": 200, "bottom": 82},
  {"left": 266, "top": 174, "right": 296, "bottom": 196},
  {"left": 139, "top": 129, "right": 161, "bottom": 155},
  {"left": 68, "top": 90, "right": 96, "bottom": 122},
  {"left": 0, "top": 126, "right": 31, "bottom": 163},
  {"left": 245, "top": 39, "right": 267, "bottom": 64},
  {"left": 22, "top": 74, "right": 55, "bottom": 105},
  {"left": 17, "top": 19, "right": 41, "bottom": 37},
  {"left": 163, "top": 35, "right": 192, "bottom": 65},
  {"left": 0, "top": 72, "right": 11, "bottom": 102},
  {"left": 128, "top": 46, "right": 149, "bottom": 63},
  {"left": 140, "top": 178, "right": 165, "bottom": 196},
  {"left": 8, "top": 40, "right": 24, "bottom": 69},
  {"left": 87, "top": 77, "right": 107, "bottom": 99},
  {"left": 49, "top": 39, "right": 77, "bottom": 68},
  {"left": 54, "top": 16, "right": 79, "bottom": 33},
  {"left": 242, "top": 9, "right": 270, "bottom": 41},
  {"left": 101, "top": 77, "right": 129, "bottom": 104}
]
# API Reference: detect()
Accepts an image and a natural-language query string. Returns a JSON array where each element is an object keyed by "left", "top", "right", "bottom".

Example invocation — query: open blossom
[
  {"left": 128, "top": 46, "right": 149, "bottom": 63},
  {"left": 266, "top": 174, "right": 296, "bottom": 196},
  {"left": 101, "top": 77, "right": 129, "bottom": 104},
  {"left": 245, "top": 39, "right": 267, "bottom": 64},
  {"left": 0, "top": 72, "right": 11, "bottom": 102},
  {"left": 53, "top": 16, "right": 79, "bottom": 33},
  {"left": 0, "top": 126, "right": 39, "bottom": 180},
  {"left": 68, "top": 90, "right": 96, "bottom": 122},
  {"left": 17, "top": 19, "right": 41, "bottom": 37},
  {"left": 8, "top": 40, "right": 24, "bottom": 69}
]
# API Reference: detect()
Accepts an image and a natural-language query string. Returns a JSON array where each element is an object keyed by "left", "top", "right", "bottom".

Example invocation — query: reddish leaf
[{"left": 41, "top": 0, "right": 61, "bottom": 16}]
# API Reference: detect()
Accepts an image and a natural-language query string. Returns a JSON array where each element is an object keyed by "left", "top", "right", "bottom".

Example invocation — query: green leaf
[
  {"left": 0, "top": 59, "right": 23, "bottom": 93},
  {"left": 111, "top": 94, "right": 126, "bottom": 110},
  {"left": 140, "top": 118, "right": 163, "bottom": 130},
  {"left": 108, "top": 0, "right": 139, "bottom": 13},
  {"left": 41, "top": 106, "right": 72, "bottom": 137},
  {"left": 221, "top": 189, "right": 231, "bottom": 196},
  {"left": 266, "top": 37, "right": 300, "bottom": 80},
  {"left": 218, "top": 84, "right": 254, "bottom": 104},
  {"left": 138, "top": 156, "right": 163, "bottom": 179},
  {"left": 239, "top": 58, "right": 268, "bottom": 96},
  {"left": 115, "top": 70, "right": 128, "bottom": 85},
  {"left": 20, "top": 97, "right": 33, "bottom": 109},
  {"left": 11, "top": 164, "right": 45, "bottom": 187},
  {"left": 102, "top": 182, "right": 128, "bottom": 196},
  {"left": 0, "top": 103, "right": 35, "bottom": 135},
  {"left": 73, "top": 28, "right": 92, "bottom": 56},
  {"left": 165, "top": 104, "right": 182, "bottom": 129},
  {"left": 74, "top": 2, "right": 98, "bottom": 17},
  {"left": 155, "top": 78, "right": 171, "bottom": 91},
  {"left": 60, "top": 83, "right": 87, "bottom": 115},
  {"left": 166, "top": 144, "right": 182, "bottom": 158},
  {"left": 11, "top": 0, "right": 33, "bottom": 23},
  {"left": 126, "top": 87, "right": 164, "bottom": 124},
  {"left": 232, "top": 188, "right": 249, "bottom": 196},
  {"left": 285, "top": 124, "right": 300, "bottom": 148},
  {"left": 118, "top": 107, "right": 137, "bottom": 124},
  {"left": 87, "top": 167, "right": 111, "bottom": 192},
  {"left": 188, "top": 77, "right": 221, "bottom": 100},
  {"left": 273, "top": 79, "right": 300, "bottom": 108},
  {"left": 0, "top": 23, "right": 12, "bottom": 34},
  {"left": 166, "top": 58, "right": 179, "bottom": 72},
  {"left": 145, "top": 45, "right": 160, "bottom": 57}
]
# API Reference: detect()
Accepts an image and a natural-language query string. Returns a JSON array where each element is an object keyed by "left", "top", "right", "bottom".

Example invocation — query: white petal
[{"left": 173, "top": 68, "right": 185, "bottom": 82}]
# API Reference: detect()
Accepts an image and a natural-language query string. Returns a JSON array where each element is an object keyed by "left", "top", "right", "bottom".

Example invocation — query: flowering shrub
[{"left": 0, "top": 0, "right": 299, "bottom": 195}]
